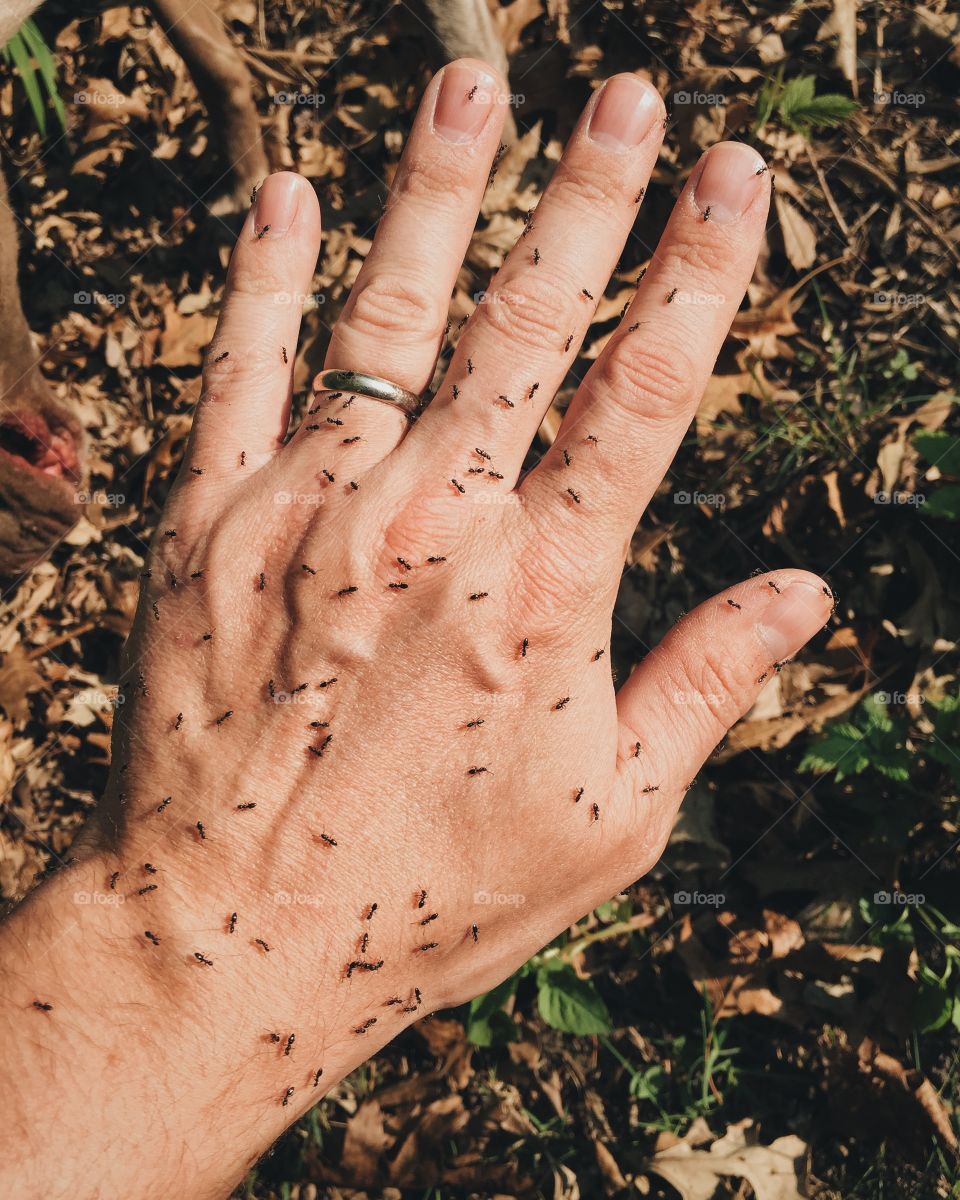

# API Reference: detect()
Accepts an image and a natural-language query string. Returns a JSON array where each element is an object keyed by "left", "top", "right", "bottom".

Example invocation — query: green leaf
[
  {"left": 776, "top": 74, "right": 857, "bottom": 135},
  {"left": 466, "top": 975, "right": 519, "bottom": 1047},
  {"left": 914, "top": 430, "right": 960, "bottom": 478},
  {"left": 4, "top": 32, "right": 46, "bottom": 136},
  {"left": 536, "top": 963, "right": 610, "bottom": 1036},
  {"left": 914, "top": 960, "right": 955, "bottom": 1033},
  {"left": 922, "top": 484, "right": 960, "bottom": 521},
  {"left": 19, "top": 19, "right": 66, "bottom": 134}
]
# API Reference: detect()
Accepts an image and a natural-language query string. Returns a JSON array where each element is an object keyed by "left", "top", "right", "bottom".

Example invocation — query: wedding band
[{"left": 314, "top": 369, "right": 423, "bottom": 417}]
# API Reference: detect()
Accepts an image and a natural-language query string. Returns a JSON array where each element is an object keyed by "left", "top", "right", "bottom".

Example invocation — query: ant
[
  {"left": 533, "top": 247, "right": 541, "bottom": 265},
  {"left": 452, "top": 383, "right": 460, "bottom": 400},
  {"left": 313, "top": 1068, "right": 324, "bottom": 1087},
  {"left": 137, "top": 885, "right": 157, "bottom": 896},
  {"left": 366, "top": 903, "right": 378, "bottom": 919},
  {"left": 317, "top": 678, "right": 337, "bottom": 688},
  {"left": 451, "top": 478, "right": 466, "bottom": 494},
  {"left": 281, "top": 1087, "right": 294, "bottom": 1106},
  {"left": 191, "top": 570, "right": 204, "bottom": 580},
  {"left": 465, "top": 718, "right": 484, "bottom": 729},
  {"left": 415, "top": 943, "right": 439, "bottom": 954},
  {"left": 214, "top": 351, "right": 229, "bottom": 363},
  {"left": 319, "top": 832, "right": 337, "bottom": 847},
  {"left": 472, "top": 924, "right": 479, "bottom": 943},
  {"left": 196, "top": 821, "right": 207, "bottom": 841},
  {"left": 703, "top": 206, "right": 712, "bottom": 221},
  {"left": 633, "top": 188, "right": 645, "bottom": 203},
  {"left": 726, "top": 599, "right": 742, "bottom": 611},
  {"left": 337, "top": 586, "right": 359, "bottom": 596},
  {"left": 281, "top": 346, "right": 288, "bottom": 364},
  {"left": 418, "top": 889, "right": 428, "bottom": 909},
  {"left": 566, "top": 488, "right": 581, "bottom": 504},
  {"left": 322, "top": 469, "right": 335, "bottom": 483},
  {"left": 467, "top": 83, "right": 478, "bottom": 101},
  {"left": 497, "top": 394, "right": 515, "bottom": 408},
  {"left": 354, "top": 1018, "right": 377, "bottom": 1034},
  {"left": 488, "top": 470, "right": 504, "bottom": 479},
  {"left": 240, "top": 451, "right": 246, "bottom": 466},
  {"left": 757, "top": 671, "right": 768, "bottom": 684},
  {"left": 666, "top": 287, "right": 678, "bottom": 303},
  {"left": 145, "top": 931, "right": 161, "bottom": 946},
  {"left": 574, "top": 787, "right": 584, "bottom": 803},
  {"left": 474, "top": 447, "right": 491, "bottom": 461},
  {"left": 469, "top": 591, "right": 488, "bottom": 600},
  {"left": 420, "top": 912, "right": 438, "bottom": 925},
  {"left": 216, "top": 710, "right": 233, "bottom": 726},
  {"left": 194, "top": 952, "right": 213, "bottom": 967},
  {"left": 157, "top": 796, "right": 172, "bottom": 813},
  {"left": 554, "top": 697, "right": 571, "bottom": 710},
  {"left": 768, "top": 580, "right": 781, "bottom": 594},
  {"left": 467, "top": 766, "right": 488, "bottom": 775},
  {"left": 581, "top": 288, "right": 595, "bottom": 300},
  {"left": 529, "top": 382, "right": 540, "bottom": 399},
  {"left": 521, "top": 638, "right": 529, "bottom": 657},
  {"left": 256, "top": 223, "right": 271, "bottom": 239},
  {"left": 270, "top": 1032, "right": 281, "bottom": 1043},
  {"left": 562, "top": 449, "right": 571, "bottom": 466},
  {"left": 359, "top": 932, "right": 369, "bottom": 954},
  {"left": 350, "top": 481, "right": 360, "bottom": 490},
  {"left": 593, "top": 649, "right": 605, "bottom": 661},
  {"left": 633, "top": 742, "right": 642, "bottom": 757},
  {"left": 32, "top": 1000, "right": 53, "bottom": 1012},
  {"left": 564, "top": 333, "right": 574, "bottom": 352},
  {"left": 256, "top": 939, "right": 271, "bottom": 953},
  {"left": 229, "top": 913, "right": 238, "bottom": 934},
  {"left": 389, "top": 582, "right": 409, "bottom": 590},
  {"left": 236, "top": 802, "right": 256, "bottom": 810},
  {"left": 467, "top": 357, "right": 475, "bottom": 374},
  {"left": 284, "top": 1033, "right": 294, "bottom": 1055},
  {"left": 636, "top": 268, "right": 647, "bottom": 283},
  {"left": 259, "top": 572, "right": 266, "bottom": 591},
  {"left": 397, "top": 557, "right": 412, "bottom": 571},
  {"left": 627, "top": 322, "right": 641, "bottom": 333},
  {"left": 190, "top": 467, "right": 203, "bottom": 477},
  {"left": 346, "top": 959, "right": 384, "bottom": 977},
  {"left": 202, "top": 632, "right": 213, "bottom": 642},
  {"left": 427, "top": 556, "right": 446, "bottom": 564},
  {"left": 302, "top": 564, "right": 316, "bottom": 574},
  {"left": 326, "top": 417, "right": 344, "bottom": 427},
  {"left": 641, "top": 785, "right": 660, "bottom": 794},
  {"left": 109, "top": 871, "right": 120, "bottom": 890},
  {"left": 152, "top": 602, "right": 160, "bottom": 621},
  {"left": 342, "top": 435, "right": 361, "bottom": 445},
  {"left": 755, "top": 165, "right": 768, "bottom": 176},
  {"left": 591, "top": 802, "right": 600, "bottom": 821},
  {"left": 144, "top": 864, "right": 157, "bottom": 875}
]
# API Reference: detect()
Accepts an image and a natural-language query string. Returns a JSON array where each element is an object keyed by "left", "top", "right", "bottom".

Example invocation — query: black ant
[
  {"left": 389, "top": 582, "right": 408, "bottom": 590},
  {"left": 627, "top": 322, "right": 640, "bottom": 332},
  {"left": 144, "top": 864, "right": 157, "bottom": 875},
  {"left": 196, "top": 821, "right": 206, "bottom": 840},
  {"left": 465, "top": 718, "right": 484, "bottom": 729},
  {"left": 427, "top": 556, "right": 446, "bottom": 564},
  {"left": 564, "top": 333, "right": 574, "bottom": 351},
  {"left": 229, "top": 913, "right": 237, "bottom": 934},
  {"left": 346, "top": 959, "right": 384, "bottom": 977},
  {"left": 529, "top": 382, "right": 540, "bottom": 399},
  {"left": 109, "top": 871, "right": 120, "bottom": 889},
  {"left": 326, "top": 417, "right": 344, "bottom": 427},
  {"left": 593, "top": 649, "right": 604, "bottom": 661},
  {"left": 366, "top": 903, "right": 378, "bottom": 920},
  {"left": 317, "top": 677, "right": 337, "bottom": 688},
  {"left": 256, "top": 223, "right": 271, "bottom": 239},
  {"left": 488, "top": 470, "right": 504, "bottom": 479},
  {"left": 667, "top": 287, "right": 678, "bottom": 303},
  {"left": 533, "top": 247, "right": 541, "bottom": 265},
  {"left": 190, "top": 467, "right": 203, "bottom": 477},
  {"left": 521, "top": 638, "right": 528, "bottom": 657},
  {"left": 497, "top": 394, "right": 515, "bottom": 408},
  {"left": 467, "top": 766, "right": 488, "bottom": 775},
  {"left": 633, "top": 188, "right": 645, "bottom": 203},
  {"left": 757, "top": 671, "right": 768, "bottom": 684},
  {"left": 418, "top": 890, "right": 428, "bottom": 908},
  {"left": 467, "top": 83, "right": 478, "bottom": 101},
  {"left": 281, "top": 346, "right": 288, "bottom": 364},
  {"left": 641, "top": 785, "right": 660, "bottom": 794},
  {"left": 214, "top": 351, "right": 229, "bottom": 363},
  {"left": 567, "top": 488, "right": 581, "bottom": 504},
  {"left": 216, "top": 710, "right": 233, "bottom": 725},
  {"left": 574, "top": 787, "right": 584, "bottom": 803},
  {"left": 342, "top": 435, "right": 361, "bottom": 445},
  {"left": 755, "top": 165, "right": 768, "bottom": 176},
  {"left": 703, "top": 206, "right": 712, "bottom": 221},
  {"left": 469, "top": 591, "right": 488, "bottom": 600},
  {"left": 313, "top": 1069, "right": 323, "bottom": 1087},
  {"left": 319, "top": 832, "right": 337, "bottom": 846},
  {"left": 302, "top": 564, "right": 316, "bottom": 574},
  {"left": 194, "top": 952, "right": 213, "bottom": 966},
  {"left": 591, "top": 802, "right": 600, "bottom": 821},
  {"left": 283, "top": 1033, "right": 294, "bottom": 1055},
  {"left": 236, "top": 802, "right": 256, "bottom": 810},
  {"left": 726, "top": 599, "right": 742, "bottom": 611},
  {"left": 157, "top": 796, "right": 172, "bottom": 812},
  {"left": 32, "top": 1000, "right": 53, "bottom": 1012},
  {"left": 397, "top": 557, "right": 412, "bottom": 571},
  {"left": 472, "top": 924, "right": 479, "bottom": 943},
  {"left": 321, "top": 469, "right": 334, "bottom": 483},
  {"left": 420, "top": 912, "right": 438, "bottom": 925},
  {"left": 145, "top": 931, "right": 161, "bottom": 946},
  {"left": 474, "top": 447, "right": 491, "bottom": 461},
  {"left": 337, "top": 586, "right": 359, "bottom": 596},
  {"left": 451, "top": 478, "right": 466, "bottom": 494},
  {"left": 633, "top": 742, "right": 642, "bottom": 757},
  {"left": 268, "top": 679, "right": 276, "bottom": 698},
  {"left": 137, "top": 884, "right": 157, "bottom": 896},
  {"left": 768, "top": 580, "right": 781, "bottom": 594},
  {"left": 554, "top": 697, "right": 571, "bottom": 710},
  {"left": 581, "top": 289, "right": 594, "bottom": 300},
  {"left": 270, "top": 1032, "right": 282, "bottom": 1043},
  {"left": 259, "top": 572, "right": 266, "bottom": 591},
  {"left": 152, "top": 602, "right": 160, "bottom": 621},
  {"left": 240, "top": 451, "right": 246, "bottom": 466},
  {"left": 452, "top": 383, "right": 460, "bottom": 400},
  {"left": 281, "top": 1087, "right": 294, "bottom": 1106},
  {"left": 467, "top": 357, "right": 474, "bottom": 374},
  {"left": 562, "top": 450, "right": 571, "bottom": 466},
  {"left": 354, "top": 1018, "right": 377, "bottom": 1034},
  {"left": 256, "top": 939, "right": 271, "bottom": 953},
  {"left": 636, "top": 268, "right": 647, "bottom": 283},
  {"left": 415, "top": 942, "right": 438, "bottom": 953},
  {"left": 202, "top": 632, "right": 213, "bottom": 641},
  {"left": 191, "top": 570, "right": 204, "bottom": 580}
]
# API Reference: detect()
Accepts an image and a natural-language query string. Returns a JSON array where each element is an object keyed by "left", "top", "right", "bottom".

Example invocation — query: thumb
[{"left": 610, "top": 570, "right": 833, "bottom": 864}]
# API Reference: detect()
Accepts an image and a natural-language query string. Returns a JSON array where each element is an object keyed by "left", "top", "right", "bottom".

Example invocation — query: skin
[{"left": 0, "top": 61, "right": 832, "bottom": 1199}]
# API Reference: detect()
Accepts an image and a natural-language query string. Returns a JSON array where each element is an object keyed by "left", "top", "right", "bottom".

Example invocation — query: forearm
[{"left": 0, "top": 852, "right": 382, "bottom": 1199}]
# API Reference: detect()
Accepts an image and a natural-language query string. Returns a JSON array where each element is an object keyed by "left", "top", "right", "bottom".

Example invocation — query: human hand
[{"left": 1, "top": 60, "right": 832, "bottom": 1199}]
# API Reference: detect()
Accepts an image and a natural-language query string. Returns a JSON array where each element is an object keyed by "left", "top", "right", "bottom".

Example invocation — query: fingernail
[
  {"left": 253, "top": 172, "right": 301, "bottom": 237},
  {"left": 434, "top": 63, "right": 497, "bottom": 144},
  {"left": 588, "top": 75, "right": 661, "bottom": 148},
  {"left": 693, "top": 142, "right": 766, "bottom": 224},
  {"left": 755, "top": 580, "right": 830, "bottom": 663}
]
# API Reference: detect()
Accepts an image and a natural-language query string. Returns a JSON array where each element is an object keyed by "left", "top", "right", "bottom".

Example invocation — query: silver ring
[{"left": 314, "top": 369, "right": 423, "bottom": 418}]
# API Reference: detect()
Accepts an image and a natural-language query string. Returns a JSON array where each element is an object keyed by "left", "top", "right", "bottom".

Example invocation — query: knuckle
[
  {"left": 479, "top": 270, "right": 573, "bottom": 351},
  {"left": 659, "top": 233, "right": 732, "bottom": 283},
  {"left": 203, "top": 342, "right": 278, "bottom": 388},
  {"left": 548, "top": 159, "right": 633, "bottom": 214},
  {"left": 597, "top": 337, "right": 696, "bottom": 424},
  {"left": 343, "top": 273, "right": 445, "bottom": 343},
  {"left": 667, "top": 651, "right": 745, "bottom": 734},
  {"left": 393, "top": 154, "right": 475, "bottom": 209}
]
